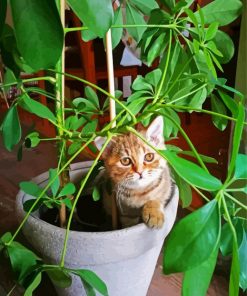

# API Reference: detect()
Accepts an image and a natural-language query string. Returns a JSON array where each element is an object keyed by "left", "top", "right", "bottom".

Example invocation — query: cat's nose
[{"left": 136, "top": 171, "right": 143, "bottom": 179}]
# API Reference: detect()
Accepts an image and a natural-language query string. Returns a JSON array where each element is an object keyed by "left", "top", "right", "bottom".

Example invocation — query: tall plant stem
[
  {"left": 106, "top": 29, "right": 118, "bottom": 229},
  {"left": 55, "top": 0, "right": 67, "bottom": 228},
  {"left": 154, "top": 30, "right": 173, "bottom": 103},
  {"left": 60, "top": 135, "right": 113, "bottom": 267}
]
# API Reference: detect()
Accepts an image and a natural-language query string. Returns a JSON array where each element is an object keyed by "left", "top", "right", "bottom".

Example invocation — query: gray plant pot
[{"left": 16, "top": 161, "right": 179, "bottom": 296}]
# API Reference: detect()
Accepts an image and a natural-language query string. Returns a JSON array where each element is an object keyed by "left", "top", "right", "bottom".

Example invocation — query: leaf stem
[
  {"left": 154, "top": 30, "right": 173, "bottom": 103},
  {"left": 224, "top": 192, "right": 247, "bottom": 211}
]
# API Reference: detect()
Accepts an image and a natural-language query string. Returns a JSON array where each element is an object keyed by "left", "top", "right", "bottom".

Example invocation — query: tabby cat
[{"left": 95, "top": 116, "right": 173, "bottom": 229}]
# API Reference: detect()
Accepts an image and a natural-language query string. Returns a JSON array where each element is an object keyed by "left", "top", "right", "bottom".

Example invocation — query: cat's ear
[
  {"left": 146, "top": 116, "right": 165, "bottom": 149},
  {"left": 94, "top": 136, "right": 107, "bottom": 151}
]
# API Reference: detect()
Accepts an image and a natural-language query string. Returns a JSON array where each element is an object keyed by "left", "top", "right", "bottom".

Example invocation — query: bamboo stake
[
  {"left": 56, "top": 0, "right": 67, "bottom": 228},
  {"left": 105, "top": 29, "right": 118, "bottom": 230}
]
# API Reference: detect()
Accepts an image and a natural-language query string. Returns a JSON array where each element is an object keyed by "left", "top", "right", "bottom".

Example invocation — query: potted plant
[{"left": 0, "top": 0, "right": 246, "bottom": 295}]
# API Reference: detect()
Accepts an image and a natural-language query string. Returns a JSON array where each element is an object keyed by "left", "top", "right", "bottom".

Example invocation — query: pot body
[{"left": 16, "top": 161, "right": 179, "bottom": 296}]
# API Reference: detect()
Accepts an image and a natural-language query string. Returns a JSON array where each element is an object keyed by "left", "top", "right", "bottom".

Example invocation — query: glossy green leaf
[
  {"left": 23, "top": 198, "right": 45, "bottom": 212},
  {"left": 0, "top": 0, "right": 7, "bottom": 37},
  {"left": 72, "top": 269, "right": 108, "bottom": 296},
  {"left": 61, "top": 198, "right": 73, "bottom": 210},
  {"left": 217, "top": 90, "right": 238, "bottom": 117},
  {"left": 220, "top": 218, "right": 243, "bottom": 256},
  {"left": 85, "top": 87, "right": 99, "bottom": 109},
  {"left": 228, "top": 103, "right": 245, "bottom": 178},
  {"left": 194, "top": 0, "right": 242, "bottom": 26},
  {"left": 7, "top": 241, "right": 39, "bottom": 283},
  {"left": 179, "top": 151, "right": 218, "bottom": 164},
  {"left": 83, "top": 281, "right": 96, "bottom": 296},
  {"left": 131, "top": 0, "right": 159, "bottom": 16},
  {"left": 81, "top": 29, "right": 98, "bottom": 42},
  {"left": 182, "top": 246, "right": 219, "bottom": 296},
  {"left": 58, "top": 183, "right": 76, "bottom": 197},
  {"left": 205, "top": 22, "right": 219, "bottom": 41},
  {"left": 47, "top": 268, "right": 72, "bottom": 288},
  {"left": 163, "top": 200, "right": 220, "bottom": 273},
  {"left": 24, "top": 272, "right": 42, "bottom": 296},
  {"left": 126, "top": 2, "right": 146, "bottom": 42},
  {"left": 25, "top": 132, "right": 41, "bottom": 148},
  {"left": 189, "top": 87, "right": 207, "bottom": 110},
  {"left": 20, "top": 181, "right": 43, "bottom": 197},
  {"left": 1, "top": 105, "right": 21, "bottom": 151},
  {"left": 160, "top": 0, "right": 175, "bottom": 10},
  {"left": 68, "top": 142, "right": 82, "bottom": 156},
  {"left": 161, "top": 151, "right": 222, "bottom": 191},
  {"left": 81, "top": 119, "right": 98, "bottom": 134},
  {"left": 145, "top": 69, "right": 162, "bottom": 88},
  {"left": 213, "top": 31, "right": 235, "bottom": 64},
  {"left": 147, "top": 32, "right": 167, "bottom": 66},
  {"left": 239, "top": 231, "right": 247, "bottom": 291},
  {"left": 21, "top": 95, "right": 56, "bottom": 122},
  {"left": 235, "top": 154, "right": 247, "bottom": 180},
  {"left": 49, "top": 169, "right": 60, "bottom": 197},
  {"left": 10, "top": 0, "right": 63, "bottom": 70},
  {"left": 111, "top": 7, "right": 123, "bottom": 49},
  {"left": 92, "top": 186, "right": 101, "bottom": 202},
  {"left": 173, "top": 171, "right": 192, "bottom": 208},
  {"left": 0, "top": 232, "right": 12, "bottom": 244},
  {"left": 229, "top": 242, "right": 240, "bottom": 296},
  {"left": 211, "top": 94, "right": 228, "bottom": 131},
  {"left": 3, "top": 68, "right": 16, "bottom": 92},
  {"left": 67, "top": 0, "right": 113, "bottom": 38},
  {"left": 132, "top": 76, "right": 153, "bottom": 92}
]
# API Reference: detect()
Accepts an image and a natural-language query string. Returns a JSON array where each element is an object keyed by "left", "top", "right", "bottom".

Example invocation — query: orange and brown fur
[{"left": 95, "top": 116, "right": 173, "bottom": 229}]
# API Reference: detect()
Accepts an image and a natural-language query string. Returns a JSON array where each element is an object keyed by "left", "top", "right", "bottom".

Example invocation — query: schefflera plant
[{"left": 0, "top": 0, "right": 246, "bottom": 295}]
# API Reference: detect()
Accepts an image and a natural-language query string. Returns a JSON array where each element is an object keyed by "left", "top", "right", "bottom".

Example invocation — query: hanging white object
[{"left": 120, "top": 46, "right": 142, "bottom": 67}]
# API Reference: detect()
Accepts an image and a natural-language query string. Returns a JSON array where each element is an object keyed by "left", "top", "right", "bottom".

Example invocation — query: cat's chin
[{"left": 124, "top": 177, "right": 154, "bottom": 189}]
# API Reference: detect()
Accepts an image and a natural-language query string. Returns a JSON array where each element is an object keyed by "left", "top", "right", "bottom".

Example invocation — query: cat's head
[{"left": 95, "top": 116, "right": 168, "bottom": 188}]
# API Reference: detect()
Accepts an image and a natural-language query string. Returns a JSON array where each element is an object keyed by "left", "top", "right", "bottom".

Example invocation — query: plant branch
[{"left": 224, "top": 192, "right": 247, "bottom": 210}]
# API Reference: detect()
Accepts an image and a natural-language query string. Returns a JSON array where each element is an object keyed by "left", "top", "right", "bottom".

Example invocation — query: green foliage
[
  {"left": 10, "top": 0, "right": 64, "bottom": 71},
  {"left": 163, "top": 200, "right": 220, "bottom": 273},
  {"left": 67, "top": 0, "right": 113, "bottom": 38}
]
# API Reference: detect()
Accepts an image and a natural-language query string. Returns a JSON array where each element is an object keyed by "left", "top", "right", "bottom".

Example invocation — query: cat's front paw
[{"left": 142, "top": 200, "right": 164, "bottom": 228}]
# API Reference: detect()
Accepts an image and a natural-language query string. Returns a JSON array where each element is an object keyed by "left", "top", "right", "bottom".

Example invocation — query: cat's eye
[
  {"left": 120, "top": 157, "right": 132, "bottom": 166},
  {"left": 144, "top": 153, "right": 154, "bottom": 162}
]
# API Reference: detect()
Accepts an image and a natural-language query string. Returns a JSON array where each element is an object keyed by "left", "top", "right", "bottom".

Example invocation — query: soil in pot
[{"left": 40, "top": 194, "right": 113, "bottom": 232}]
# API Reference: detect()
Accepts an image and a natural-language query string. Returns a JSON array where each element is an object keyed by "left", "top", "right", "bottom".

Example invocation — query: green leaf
[
  {"left": 23, "top": 198, "right": 44, "bottom": 212},
  {"left": 218, "top": 90, "right": 238, "bottom": 117},
  {"left": 205, "top": 22, "right": 219, "bottom": 41},
  {"left": 161, "top": 151, "right": 222, "bottom": 191},
  {"left": 73, "top": 98, "right": 97, "bottom": 113},
  {"left": 20, "top": 181, "right": 43, "bottom": 197},
  {"left": 210, "top": 94, "right": 228, "bottom": 131},
  {"left": 83, "top": 281, "right": 96, "bottom": 296},
  {"left": 132, "top": 76, "right": 153, "bottom": 92},
  {"left": 68, "top": 142, "right": 82, "bottom": 156},
  {"left": 92, "top": 186, "right": 101, "bottom": 202},
  {"left": 81, "top": 28, "right": 98, "bottom": 42},
  {"left": 235, "top": 154, "right": 247, "bottom": 180},
  {"left": 0, "top": 0, "right": 7, "bottom": 37},
  {"left": 213, "top": 30, "right": 235, "bottom": 64},
  {"left": 147, "top": 32, "right": 167, "bottom": 66},
  {"left": 206, "top": 41, "right": 223, "bottom": 57},
  {"left": 24, "top": 272, "right": 42, "bottom": 296},
  {"left": 85, "top": 87, "right": 99, "bottom": 109},
  {"left": 228, "top": 103, "right": 245, "bottom": 178},
  {"left": 130, "top": 0, "right": 159, "bottom": 16},
  {"left": 1, "top": 105, "right": 21, "bottom": 151},
  {"left": 239, "top": 231, "right": 247, "bottom": 291},
  {"left": 25, "top": 132, "right": 41, "bottom": 148},
  {"left": 160, "top": 0, "right": 175, "bottom": 11},
  {"left": 47, "top": 268, "right": 72, "bottom": 289},
  {"left": 72, "top": 269, "right": 108, "bottom": 296},
  {"left": 81, "top": 119, "right": 98, "bottom": 134},
  {"left": 145, "top": 69, "right": 162, "bottom": 88},
  {"left": 7, "top": 241, "right": 39, "bottom": 283},
  {"left": 182, "top": 246, "right": 219, "bottom": 296},
  {"left": 67, "top": 0, "right": 113, "bottom": 38},
  {"left": 21, "top": 95, "right": 56, "bottom": 122},
  {"left": 3, "top": 68, "right": 16, "bottom": 92},
  {"left": 229, "top": 242, "right": 240, "bottom": 296},
  {"left": 173, "top": 171, "right": 192, "bottom": 208},
  {"left": 58, "top": 183, "right": 76, "bottom": 197},
  {"left": 111, "top": 7, "right": 123, "bottom": 49},
  {"left": 185, "top": 8, "right": 199, "bottom": 30},
  {"left": 0, "top": 232, "right": 12, "bottom": 244},
  {"left": 10, "top": 0, "right": 63, "bottom": 70},
  {"left": 61, "top": 198, "right": 73, "bottom": 210},
  {"left": 163, "top": 200, "right": 220, "bottom": 274},
  {"left": 49, "top": 169, "right": 60, "bottom": 197},
  {"left": 179, "top": 151, "right": 218, "bottom": 164},
  {"left": 194, "top": 0, "right": 242, "bottom": 26},
  {"left": 126, "top": 2, "right": 146, "bottom": 42}
]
